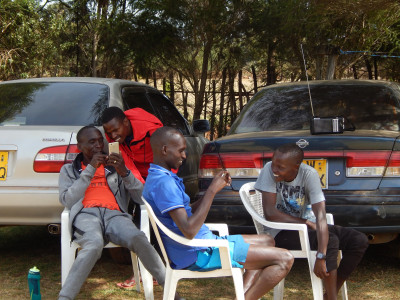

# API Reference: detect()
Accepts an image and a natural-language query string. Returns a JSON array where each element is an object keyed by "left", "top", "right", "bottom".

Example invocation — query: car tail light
[
  {"left": 345, "top": 150, "right": 391, "bottom": 177},
  {"left": 34, "top": 145, "right": 79, "bottom": 173},
  {"left": 199, "top": 153, "right": 263, "bottom": 178},
  {"left": 384, "top": 151, "right": 400, "bottom": 177}
]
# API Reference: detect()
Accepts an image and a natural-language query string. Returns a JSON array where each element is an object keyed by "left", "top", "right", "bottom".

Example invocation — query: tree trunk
[
  {"left": 169, "top": 71, "right": 175, "bottom": 104},
  {"left": 179, "top": 73, "right": 188, "bottom": 119},
  {"left": 326, "top": 54, "right": 338, "bottom": 80},
  {"left": 373, "top": 57, "right": 378, "bottom": 80},
  {"left": 238, "top": 70, "right": 243, "bottom": 111},
  {"left": 364, "top": 56, "right": 373, "bottom": 79},
  {"left": 162, "top": 77, "right": 166, "bottom": 94},
  {"left": 251, "top": 65, "right": 258, "bottom": 94},
  {"left": 193, "top": 38, "right": 213, "bottom": 120},
  {"left": 210, "top": 80, "right": 217, "bottom": 141},
  {"left": 315, "top": 54, "right": 324, "bottom": 80},
  {"left": 153, "top": 70, "right": 157, "bottom": 88},
  {"left": 352, "top": 64, "right": 358, "bottom": 79},
  {"left": 228, "top": 68, "right": 236, "bottom": 127},
  {"left": 218, "top": 68, "right": 227, "bottom": 137},
  {"left": 203, "top": 92, "right": 208, "bottom": 119}
]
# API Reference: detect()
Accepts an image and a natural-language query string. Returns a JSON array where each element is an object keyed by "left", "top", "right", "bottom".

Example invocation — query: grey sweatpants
[{"left": 59, "top": 207, "right": 166, "bottom": 300}]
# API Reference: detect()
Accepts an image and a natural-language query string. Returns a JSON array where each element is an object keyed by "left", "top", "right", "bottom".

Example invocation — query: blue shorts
[{"left": 186, "top": 235, "right": 250, "bottom": 272}]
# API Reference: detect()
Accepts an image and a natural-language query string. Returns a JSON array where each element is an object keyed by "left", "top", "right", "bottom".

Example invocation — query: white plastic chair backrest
[
  {"left": 239, "top": 182, "right": 267, "bottom": 234},
  {"left": 141, "top": 196, "right": 233, "bottom": 271},
  {"left": 141, "top": 197, "right": 175, "bottom": 268}
]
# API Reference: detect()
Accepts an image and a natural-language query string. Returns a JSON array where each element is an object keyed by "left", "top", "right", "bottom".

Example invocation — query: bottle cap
[{"left": 29, "top": 266, "right": 40, "bottom": 273}]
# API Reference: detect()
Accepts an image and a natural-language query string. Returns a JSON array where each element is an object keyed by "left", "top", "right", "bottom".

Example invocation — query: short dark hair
[
  {"left": 101, "top": 106, "right": 126, "bottom": 124},
  {"left": 150, "top": 126, "right": 181, "bottom": 149},
  {"left": 275, "top": 143, "right": 304, "bottom": 164},
  {"left": 76, "top": 125, "right": 99, "bottom": 143}
]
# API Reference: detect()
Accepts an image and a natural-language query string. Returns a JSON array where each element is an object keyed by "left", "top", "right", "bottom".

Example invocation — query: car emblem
[{"left": 296, "top": 139, "right": 309, "bottom": 148}]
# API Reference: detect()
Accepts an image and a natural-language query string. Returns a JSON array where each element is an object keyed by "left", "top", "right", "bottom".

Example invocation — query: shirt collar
[{"left": 149, "top": 163, "right": 179, "bottom": 179}]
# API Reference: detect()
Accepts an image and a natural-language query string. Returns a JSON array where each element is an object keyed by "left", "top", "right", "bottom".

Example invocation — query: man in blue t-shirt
[{"left": 143, "top": 126, "right": 294, "bottom": 300}]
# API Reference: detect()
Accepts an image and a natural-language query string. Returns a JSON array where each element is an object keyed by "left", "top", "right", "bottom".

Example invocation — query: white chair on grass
[
  {"left": 239, "top": 182, "right": 348, "bottom": 300},
  {"left": 141, "top": 196, "right": 245, "bottom": 300},
  {"left": 61, "top": 205, "right": 154, "bottom": 300}
]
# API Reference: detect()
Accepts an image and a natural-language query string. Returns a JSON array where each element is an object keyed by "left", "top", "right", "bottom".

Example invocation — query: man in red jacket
[
  {"left": 102, "top": 106, "right": 163, "bottom": 183},
  {"left": 101, "top": 106, "right": 163, "bottom": 289}
]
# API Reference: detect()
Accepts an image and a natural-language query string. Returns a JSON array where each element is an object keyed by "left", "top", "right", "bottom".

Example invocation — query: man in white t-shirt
[{"left": 255, "top": 143, "right": 368, "bottom": 300}]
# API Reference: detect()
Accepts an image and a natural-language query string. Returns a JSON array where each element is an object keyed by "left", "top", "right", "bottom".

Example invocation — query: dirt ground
[{"left": 0, "top": 225, "right": 399, "bottom": 300}]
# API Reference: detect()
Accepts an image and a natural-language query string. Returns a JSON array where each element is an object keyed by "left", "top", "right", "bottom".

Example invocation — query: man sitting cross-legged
[{"left": 143, "top": 126, "right": 294, "bottom": 300}]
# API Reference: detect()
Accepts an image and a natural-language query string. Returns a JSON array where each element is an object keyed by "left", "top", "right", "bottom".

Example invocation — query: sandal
[{"left": 116, "top": 277, "right": 159, "bottom": 289}]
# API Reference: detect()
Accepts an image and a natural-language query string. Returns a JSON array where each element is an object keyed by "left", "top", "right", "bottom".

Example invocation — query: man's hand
[
  {"left": 306, "top": 219, "right": 317, "bottom": 231},
  {"left": 313, "top": 258, "right": 330, "bottom": 279},
  {"left": 208, "top": 170, "right": 231, "bottom": 194},
  {"left": 90, "top": 153, "right": 107, "bottom": 168},
  {"left": 106, "top": 153, "right": 129, "bottom": 177}
]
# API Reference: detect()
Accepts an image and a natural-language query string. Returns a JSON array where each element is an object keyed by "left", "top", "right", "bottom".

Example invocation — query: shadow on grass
[{"left": 1, "top": 226, "right": 400, "bottom": 299}]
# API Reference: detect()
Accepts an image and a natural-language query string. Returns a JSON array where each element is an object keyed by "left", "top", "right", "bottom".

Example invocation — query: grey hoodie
[{"left": 58, "top": 152, "right": 143, "bottom": 233}]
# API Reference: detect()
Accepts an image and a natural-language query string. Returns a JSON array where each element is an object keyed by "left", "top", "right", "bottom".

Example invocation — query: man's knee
[
  {"left": 126, "top": 231, "right": 150, "bottom": 252},
  {"left": 81, "top": 238, "right": 104, "bottom": 259},
  {"left": 261, "top": 233, "right": 275, "bottom": 247},
  {"left": 278, "top": 249, "right": 294, "bottom": 271},
  {"left": 352, "top": 231, "right": 369, "bottom": 253}
]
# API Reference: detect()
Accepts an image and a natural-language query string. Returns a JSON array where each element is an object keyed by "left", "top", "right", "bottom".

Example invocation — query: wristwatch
[{"left": 316, "top": 252, "right": 326, "bottom": 260}]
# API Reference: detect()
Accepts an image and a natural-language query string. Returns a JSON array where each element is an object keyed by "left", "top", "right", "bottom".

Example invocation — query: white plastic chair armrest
[
  {"left": 140, "top": 204, "right": 151, "bottom": 240},
  {"left": 245, "top": 203, "right": 308, "bottom": 232},
  {"left": 326, "top": 213, "right": 334, "bottom": 225},
  {"left": 204, "top": 223, "right": 229, "bottom": 236}
]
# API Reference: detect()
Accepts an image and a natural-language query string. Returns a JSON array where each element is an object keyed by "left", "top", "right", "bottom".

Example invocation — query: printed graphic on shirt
[{"left": 276, "top": 182, "right": 305, "bottom": 217}]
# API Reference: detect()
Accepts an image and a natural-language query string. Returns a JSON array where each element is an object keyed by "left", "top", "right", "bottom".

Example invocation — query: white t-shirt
[{"left": 254, "top": 162, "right": 325, "bottom": 236}]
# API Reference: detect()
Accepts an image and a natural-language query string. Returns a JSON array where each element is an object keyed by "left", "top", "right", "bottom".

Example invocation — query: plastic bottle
[
  {"left": 28, "top": 266, "right": 41, "bottom": 300},
  {"left": 303, "top": 204, "right": 316, "bottom": 223}
]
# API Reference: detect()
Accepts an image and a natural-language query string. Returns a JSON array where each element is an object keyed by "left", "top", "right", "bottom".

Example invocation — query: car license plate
[
  {"left": 303, "top": 159, "right": 327, "bottom": 189},
  {"left": 0, "top": 152, "right": 8, "bottom": 181}
]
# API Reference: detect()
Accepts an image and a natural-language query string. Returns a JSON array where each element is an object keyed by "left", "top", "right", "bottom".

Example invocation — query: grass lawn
[{"left": 0, "top": 225, "right": 399, "bottom": 299}]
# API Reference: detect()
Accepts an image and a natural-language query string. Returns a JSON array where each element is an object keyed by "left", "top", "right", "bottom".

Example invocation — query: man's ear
[
  {"left": 77, "top": 143, "right": 82, "bottom": 152},
  {"left": 161, "top": 145, "right": 167, "bottom": 155},
  {"left": 123, "top": 117, "right": 130, "bottom": 128}
]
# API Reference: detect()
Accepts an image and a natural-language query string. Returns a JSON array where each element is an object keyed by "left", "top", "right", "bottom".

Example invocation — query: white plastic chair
[
  {"left": 61, "top": 205, "right": 154, "bottom": 300},
  {"left": 141, "top": 196, "right": 245, "bottom": 300},
  {"left": 239, "top": 182, "right": 348, "bottom": 300}
]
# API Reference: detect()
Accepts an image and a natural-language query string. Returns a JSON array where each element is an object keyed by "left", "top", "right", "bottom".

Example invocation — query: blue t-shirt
[{"left": 143, "top": 164, "right": 214, "bottom": 269}]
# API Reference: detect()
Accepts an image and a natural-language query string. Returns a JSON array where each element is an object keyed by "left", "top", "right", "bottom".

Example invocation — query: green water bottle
[{"left": 28, "top": 266, "right": 41, "bottom": 300}]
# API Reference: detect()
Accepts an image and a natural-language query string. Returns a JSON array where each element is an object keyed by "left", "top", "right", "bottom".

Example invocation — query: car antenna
[
  {"left": 214, "top": 141, "right": 234, "bottom": 190},
  {"left": 300, "top": 43, "right": 315, "bottom": 117}
]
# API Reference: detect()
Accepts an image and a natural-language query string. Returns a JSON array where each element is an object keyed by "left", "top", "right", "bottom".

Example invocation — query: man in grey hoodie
[{"left": 58, "top": 125, "right": 165, "bottom": 300}]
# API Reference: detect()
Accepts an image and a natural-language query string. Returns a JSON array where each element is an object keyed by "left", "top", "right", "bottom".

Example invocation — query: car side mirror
[
  {"left": 193, "top": 119, "right": 210, "bottom": 133},
  {"left": 310, "top": 116, "right": 355, "bottom": 134}
]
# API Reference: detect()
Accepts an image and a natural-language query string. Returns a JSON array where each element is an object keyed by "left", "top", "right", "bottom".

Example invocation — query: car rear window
[
  {"left": 0, "top": 82, "right": 109, "bottom": 126},
  {"left": 229, "top": 83, "right": 400, "bottom": 133}
]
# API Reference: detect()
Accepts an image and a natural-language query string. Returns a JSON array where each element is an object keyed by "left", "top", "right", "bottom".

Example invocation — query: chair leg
[
  {"left": 61, "top": 243, "right": 79, "bottom": 286},
  {"left": 273, "top": 278, "right": 285, "bottom": 300},
  {"left": 138, "top": 259, "right": 154, "bottom": 300},
  {"left": 232, "top": 269, "right": 245, "bottom": 300},
  {"left": 163, "top": 268, "right": 179, "bottom": 300},
  {"left": 130, "top": 252, "right": 141, "bottom": 293},
  {"left": 308, "top": 255, "right": 324, "bottom": 300}
]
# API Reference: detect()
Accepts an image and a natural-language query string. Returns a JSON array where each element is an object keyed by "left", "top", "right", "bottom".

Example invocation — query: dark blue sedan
[{"left": 196, "top": 80, "right": 400, "bottom": 244}]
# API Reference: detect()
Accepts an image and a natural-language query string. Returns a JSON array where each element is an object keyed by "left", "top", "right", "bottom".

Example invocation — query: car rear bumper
[
  {"left": 0, "top": 188, "right": 63, "bottom": 225},
  {"left": 198, "top": 188, "right": 400, "bottom": 234}
]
